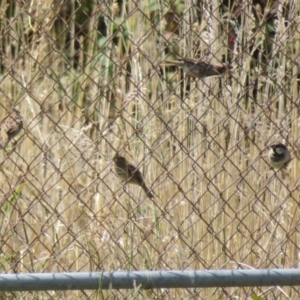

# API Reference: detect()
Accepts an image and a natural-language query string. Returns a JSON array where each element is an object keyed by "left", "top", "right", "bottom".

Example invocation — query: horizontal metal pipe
[{"left": 0, "top": 269, "right": 299, "bottom": 291}]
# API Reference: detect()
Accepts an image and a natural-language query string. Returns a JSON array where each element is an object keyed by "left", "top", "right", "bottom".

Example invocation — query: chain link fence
[{"left": 0, "top": 0, "right": 300, "bottom": 299}]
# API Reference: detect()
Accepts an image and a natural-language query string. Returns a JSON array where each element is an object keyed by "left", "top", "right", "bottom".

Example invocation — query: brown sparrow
[
  {"left": 268, "top": 143, "right": 291, "bottom": 169},
  {"left": 113, "top": 155, "right": 154, "bottom": 199},
  {"left": 162, "top": 58, "right": 233, "bottom": 78},
  {"left": 0, "top": 108, "right": 23, "bottom": 149}
]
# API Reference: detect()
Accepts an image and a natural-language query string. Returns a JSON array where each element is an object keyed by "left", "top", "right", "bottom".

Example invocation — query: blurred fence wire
[{"left": 0, "top": 0, "right": 300, "bottom": 299}]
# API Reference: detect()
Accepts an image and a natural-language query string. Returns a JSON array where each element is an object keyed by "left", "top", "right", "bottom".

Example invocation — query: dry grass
[{"left": 0, "top": 0, "right": 300, "bottom": 299}]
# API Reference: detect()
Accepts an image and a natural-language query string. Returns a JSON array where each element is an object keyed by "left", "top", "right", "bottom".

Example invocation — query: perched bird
[
  {"left": 162, "top": 57, "right": 233, "bottom": 78},
  {"left": 0, "top": 108, "right": 23, "bottom": 149},
  {"left": 268, "top": 143, "right": 291, "bottom": 169},
  {"left": 113, "top": 154, "right": 154, "bottom": 199}
]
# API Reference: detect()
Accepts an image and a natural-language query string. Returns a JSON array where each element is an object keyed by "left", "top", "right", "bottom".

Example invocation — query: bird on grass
[
  {"left": 0, "top": 108, "right": 23, "bottom": 149},
  {"left": 113, "top": 154, "right": 154, "bottom": 199},
  {"left": 268, "top": 143, "right": 291, "bottom": 169},
  {"left": 162, "top": 57, "right": 233, "bottom": 79}
]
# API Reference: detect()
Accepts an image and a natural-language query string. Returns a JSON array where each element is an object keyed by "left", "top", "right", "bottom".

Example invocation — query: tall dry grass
[{"left": 0, "top": 0, "right": 300, "bottom": 299}]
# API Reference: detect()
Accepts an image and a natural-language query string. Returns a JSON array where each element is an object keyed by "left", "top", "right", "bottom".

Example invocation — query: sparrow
[
  {"left": 0, "top": 108, "right": 23, "bottom": 149},
  {"left": 162, "top": 58, "right": 233, "bottom": 78},
  {"left": 268, "top": 143, "right": 291, "bottom": 169},
  {"left": 113, "top": 154, "right": 154, "bottom": 199}
]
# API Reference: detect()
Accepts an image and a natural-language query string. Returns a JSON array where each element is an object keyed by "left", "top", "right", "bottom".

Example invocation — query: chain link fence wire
[{"left": 0, "top": 0, "right": 300, "bottom": 299}]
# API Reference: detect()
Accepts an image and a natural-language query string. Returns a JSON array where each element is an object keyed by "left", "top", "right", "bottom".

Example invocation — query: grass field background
[{"left": 0, "top": 0, "right": 300, "bottom": 299}]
